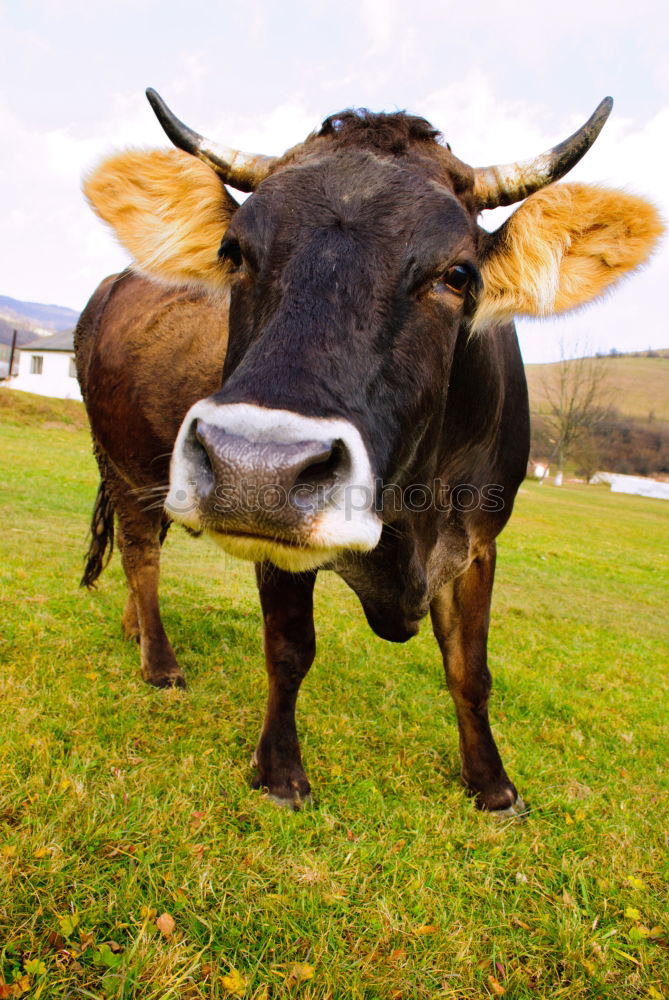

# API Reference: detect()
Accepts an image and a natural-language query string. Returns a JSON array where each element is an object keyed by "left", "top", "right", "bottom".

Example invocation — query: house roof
[{"left": 19, "top": 329, "right": 75, "bottom": 352}]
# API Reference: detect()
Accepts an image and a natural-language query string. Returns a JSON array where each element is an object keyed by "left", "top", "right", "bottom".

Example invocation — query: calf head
[{"left": 85, "top": 93, "right": 662, "bottom": 570}]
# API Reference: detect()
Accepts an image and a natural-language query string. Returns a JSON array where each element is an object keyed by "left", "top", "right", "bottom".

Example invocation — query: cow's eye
[
  {"left": 218, "top": 238, "right": 244, "bottom": 269},
  {"left": 442, "top": 264, "right": 471, "bottom": 295}
]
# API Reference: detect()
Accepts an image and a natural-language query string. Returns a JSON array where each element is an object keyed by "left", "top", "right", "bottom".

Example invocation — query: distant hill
[
  {"left": 0, "top": 294, "right": 80, "bottom": 350},
  {"left": 526, "top": 350, "right": 669, "bottom": 476},
  {"left": 525, "top": 350, "right": 669, "bottom": 424}
]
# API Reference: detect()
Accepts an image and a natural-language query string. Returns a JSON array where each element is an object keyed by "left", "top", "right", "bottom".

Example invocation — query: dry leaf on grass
[
  {"left": 221, "top": 967, "right": 246, "bottom": 995},
  {"left": 488, "top": 974, "right": 505, "bottom": 996},
  {"left": 156, "top": 912, "right": 175, "bottom": 937},
  {"left": 286, "top": 963, "right": 314, "bottom": 985},
  {"left": 10, "top": 976, "right": 31, "bottom": 997}
]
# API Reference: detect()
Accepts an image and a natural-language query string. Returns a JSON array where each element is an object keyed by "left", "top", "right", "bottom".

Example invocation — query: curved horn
[
  {"left": 473, "top": 97, "right": 613, "bottom": 210},
  {"left": 145, "top": 88, "right": 276, "bottom": 192}
]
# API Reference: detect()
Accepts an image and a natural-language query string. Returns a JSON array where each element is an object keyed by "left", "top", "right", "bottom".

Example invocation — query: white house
[{"left": 5, "top": 330, "right": 82, "bottom": 401}]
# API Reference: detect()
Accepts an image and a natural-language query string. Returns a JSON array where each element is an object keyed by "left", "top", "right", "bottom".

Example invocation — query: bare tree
[
  {"left": 572, "top": 430, "right": 601, "bottom": 483},
  {"left": 541, "top": 340, "right": 612, "bottom": 482}
]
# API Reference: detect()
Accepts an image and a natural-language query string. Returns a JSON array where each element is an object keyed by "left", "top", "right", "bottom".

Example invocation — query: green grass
[{"left": 1, "top": 391, "right": 667, "bottom": 999}]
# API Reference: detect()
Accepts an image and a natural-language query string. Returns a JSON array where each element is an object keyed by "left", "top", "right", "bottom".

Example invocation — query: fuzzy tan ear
[
  {"left": 473, "top": 184, "right": 664, "bottom": 331},
  {"left": 84, "top": 149, "right": 236, "bottom": 289}
]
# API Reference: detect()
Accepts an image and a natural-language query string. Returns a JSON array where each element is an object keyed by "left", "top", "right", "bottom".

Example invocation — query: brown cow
[{"left": 76, "top": 91, "right": 661, "bottom": 812}]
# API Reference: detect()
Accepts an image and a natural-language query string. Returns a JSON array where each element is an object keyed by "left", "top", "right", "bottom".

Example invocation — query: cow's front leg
[
  {"left": 252, "top": 563, "right": 317, "bottom": 808},
  {"left": 430, "top": 543, "right": 524, "bottom": 815}
]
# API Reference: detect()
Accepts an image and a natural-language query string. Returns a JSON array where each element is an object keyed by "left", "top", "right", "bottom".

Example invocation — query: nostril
[
  {"left": 294, "top": 440, "right": 349, "bottom": 490},
  {"left": 185, "top": 420, "right": 214, "bottom": 491}
]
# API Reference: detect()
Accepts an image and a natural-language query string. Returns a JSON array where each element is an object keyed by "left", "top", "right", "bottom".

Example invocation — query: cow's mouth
[
  {"left": 209, "top": 527, "right": 304, "bottom": 547},
  {"left": 205, "top": 525, "right": 341, "bottom": 572}
]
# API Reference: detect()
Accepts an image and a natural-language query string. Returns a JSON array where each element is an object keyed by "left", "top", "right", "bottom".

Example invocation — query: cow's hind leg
[
  {"left": 121, "top": 518, "right": 169, "bottom": 644},
  {"left": 122, "top": 592, "right": 140, "bottom": 641},
  {"left": 252, "top": 563, "right": 317, "bottom": 808},
  {"left": 430, "top": 543, "right": 524, "bottom": 815},
  {"left": 115, "top": 499, "right": 184, "bottom": 689}
]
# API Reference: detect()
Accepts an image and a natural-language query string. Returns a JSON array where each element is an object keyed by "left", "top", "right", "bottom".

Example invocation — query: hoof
[
  {"left": 148, "top": 672, "right": 187, "bottom": 690},
  {"left": 264, "top": 790, "right": 313, "bottom": 811},
  {"left": 489, "top": 795, "right": 528, "bottom": 820},
  {"left": 251, "top": 764, "right": 311, "bottom": 810}
]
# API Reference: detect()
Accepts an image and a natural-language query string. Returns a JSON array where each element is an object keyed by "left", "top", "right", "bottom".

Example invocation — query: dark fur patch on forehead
[{"left": 318, "top": 109, "right": 442, "bottom": 155}]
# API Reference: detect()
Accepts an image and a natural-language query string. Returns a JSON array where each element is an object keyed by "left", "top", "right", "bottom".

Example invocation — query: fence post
[{"left": 7, "top": 329, "right": 17, "bottom": 378}]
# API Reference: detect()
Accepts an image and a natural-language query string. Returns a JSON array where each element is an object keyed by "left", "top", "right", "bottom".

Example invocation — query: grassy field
[
  {"left": 0, "top": 391, "right": 667, "bottom": 999},
  {"left": 525, "top": 353, "right": 669, "bottom": 424}
]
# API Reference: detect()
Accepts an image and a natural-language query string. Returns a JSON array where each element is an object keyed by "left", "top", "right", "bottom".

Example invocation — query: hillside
[
  {"left": 0, "top": 294, "right": 79, "bottom": 350},
  {"left": 525, "top": 351, "right": 669, "bottom": 424}
]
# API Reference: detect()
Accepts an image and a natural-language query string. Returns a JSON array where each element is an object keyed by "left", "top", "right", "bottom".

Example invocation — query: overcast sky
[{"left": 1, "top": 0, "right": 667, "bottom": 362}]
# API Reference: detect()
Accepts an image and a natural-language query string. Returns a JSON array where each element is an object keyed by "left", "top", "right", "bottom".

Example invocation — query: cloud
[
  {"left": 0, "top": 90, "right": 142, "bottom": 308},
  {"left": 359, "top": 0, "right": 398, "bottom": 55}
]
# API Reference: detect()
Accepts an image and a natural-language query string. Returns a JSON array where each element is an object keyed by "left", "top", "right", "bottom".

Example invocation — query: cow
[{"left": 75, "top": 89, "right": 661, "bottom": 814}]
